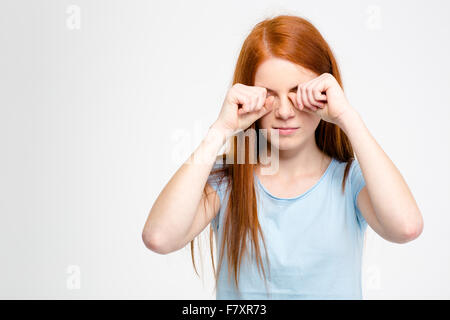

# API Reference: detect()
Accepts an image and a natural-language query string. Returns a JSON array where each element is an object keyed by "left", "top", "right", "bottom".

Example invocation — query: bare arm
[
  {"left": 142, "top": 83, "right": 275, "bottom": 254},
  {"left": 142, "top": 122, "right": 229, "bottom": 254},
  {"left": 339, "top": 110, "right": 424, "bottom": 243},
  {"left": 292, "top": 72, "right": 423, "bottom": 243}
]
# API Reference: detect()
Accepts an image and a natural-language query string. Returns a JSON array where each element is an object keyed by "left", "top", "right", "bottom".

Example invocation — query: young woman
[{"left": 142, "top": 15, "right": 423, "bottom": 300}]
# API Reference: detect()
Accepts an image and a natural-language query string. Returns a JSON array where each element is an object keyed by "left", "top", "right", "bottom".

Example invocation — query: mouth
[{"left": 272, "top": 127, "right": 300, "bottom": 135}]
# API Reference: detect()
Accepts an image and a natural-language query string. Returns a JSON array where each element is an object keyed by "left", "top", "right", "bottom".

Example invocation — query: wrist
[
  {"left": 210, "top": 121, "right": 235, "bottom": 140},
  {"left": 336, "top": 108, "right": 363, "bottom": 134}
]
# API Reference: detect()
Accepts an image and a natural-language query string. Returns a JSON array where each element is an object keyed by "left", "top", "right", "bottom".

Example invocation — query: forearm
[
  {"left": 338, "top": 109, "right": 423, "bottom": 233},
  {"left": 143, "top": 122, "right": 229, "bottom": 248}
]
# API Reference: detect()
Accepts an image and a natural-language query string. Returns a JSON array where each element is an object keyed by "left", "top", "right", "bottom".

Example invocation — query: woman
[{"left": 142, "top": 15, "right": 423, "bottom": 299}]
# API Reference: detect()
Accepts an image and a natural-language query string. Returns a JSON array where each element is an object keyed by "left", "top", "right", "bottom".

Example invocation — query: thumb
[{"left": 258, "top": 95, "right": 274, "bottom": 117}]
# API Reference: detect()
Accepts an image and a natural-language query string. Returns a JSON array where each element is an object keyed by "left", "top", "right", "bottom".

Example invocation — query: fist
[
  {"left": 213, "top": 83, "right": 275, "bottom": 136},
  {"left": 293, "top": 73, "right": 354, "bottom": 126}
]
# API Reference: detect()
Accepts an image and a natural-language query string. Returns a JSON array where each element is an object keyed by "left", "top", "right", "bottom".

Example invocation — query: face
[{"left": 254, "top": 57, "right": 321, "bottom": 151}]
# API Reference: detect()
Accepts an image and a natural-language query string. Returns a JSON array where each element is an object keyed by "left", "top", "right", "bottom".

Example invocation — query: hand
[
  {"left": 292, "top": 73, "right": 354, "bottom": 126},
  {"left": 212, "top": 83, "right": 275, "bottom": 137}
]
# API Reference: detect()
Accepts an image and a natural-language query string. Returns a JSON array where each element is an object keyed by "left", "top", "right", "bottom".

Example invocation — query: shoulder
[
  {"left": 332, "top": 157, "right": 368, "bottom": 229},
  {"left": 327, "top": 158, "right": 365, "bottom": 195},
  {"left": 340, "top": 158, "right": 366, "bottom": 202},
  {"left": 327, "top": 157, "right": 349, "bottom": 180},
  {"left": 331, "top": 157, "right": 360, "bottom": 178}
]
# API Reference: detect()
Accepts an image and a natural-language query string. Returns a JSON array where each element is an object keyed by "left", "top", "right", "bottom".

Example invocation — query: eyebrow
[{"left": 263, "top": 85, "right": 298, "bottom": 93}]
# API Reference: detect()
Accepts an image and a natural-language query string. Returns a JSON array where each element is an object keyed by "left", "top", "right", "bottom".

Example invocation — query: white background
[{"left": 0, "top": 0, "right": 449, "bottom": 299}]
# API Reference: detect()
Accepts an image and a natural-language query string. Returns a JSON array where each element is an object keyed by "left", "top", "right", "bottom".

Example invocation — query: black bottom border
[{"left": 0, "top": 299, "right": 448, "bottom": 318}]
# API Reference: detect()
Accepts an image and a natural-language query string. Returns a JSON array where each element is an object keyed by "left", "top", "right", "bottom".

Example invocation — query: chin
[{"left": 267, "top": 135, "right": 305, "bottom": 151}]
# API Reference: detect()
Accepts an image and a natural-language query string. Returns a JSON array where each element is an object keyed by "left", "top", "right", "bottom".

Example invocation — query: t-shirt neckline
[{"left": 253, "top": 157, "right": 336, "bottom": 201}]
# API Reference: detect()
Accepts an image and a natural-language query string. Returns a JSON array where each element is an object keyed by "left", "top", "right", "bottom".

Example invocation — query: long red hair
[{"left": 190, "top": 14, "right": 356, "bottom": 295}]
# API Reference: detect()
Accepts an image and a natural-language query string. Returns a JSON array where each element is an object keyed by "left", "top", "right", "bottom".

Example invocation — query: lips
[
  {"left": 272, "top": 127, "right": 300, "bottom": 135},
  {"left": 273, "top": 127, "right": 300, "bottom": 129}
]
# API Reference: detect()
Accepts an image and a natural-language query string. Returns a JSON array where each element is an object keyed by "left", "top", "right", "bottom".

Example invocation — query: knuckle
[
  {"left": 256, "top": 96, "right": 262, "bottom": 107},
  {"left": 261, "top": 90, "right": 267, "bottom": 100}
]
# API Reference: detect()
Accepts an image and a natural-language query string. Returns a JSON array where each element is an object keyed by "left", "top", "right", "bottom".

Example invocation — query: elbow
[
  {"left": 142, "top": 230, "right": 172, "bottom": 255},
  {"left": 397, "top": 213, "right": 424, "bottom": 243}
]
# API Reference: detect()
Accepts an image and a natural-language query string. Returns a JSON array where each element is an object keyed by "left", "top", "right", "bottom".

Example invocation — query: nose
[{"left": 274, "top": 93, "right": 297, "bottom": 120}]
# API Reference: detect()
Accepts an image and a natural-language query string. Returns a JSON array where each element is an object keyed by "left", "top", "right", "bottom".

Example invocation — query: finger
[
  {"left": 244, "top": 86, "right": 265, "bottom": 111},
  {"left": 254, "top": 94, "right": 262, "bottom": 111},
  {"left": 304, "top": 85, "right": 321, "bottom": 110},
  {"left": 238, "top": 95, "right": 274, "bottom": 126},
  {"left": 314, "top": 87, "right": 327, "bottom": 101},
  {"left": 236, "top": 89, "right": 260, "bottom": 115},
  {"left": 296, "top": 87, "right": 305, "bottom": 111},
  {"left": 263, "top": 95, "right": 275, "bottom": 112},
  {"left": 300, "top": 85, "right": 317, "bottom": 111},
  {"left": 300, "top": 104, "right": 316, "bottom": 114},
  {"left": 313, "top": 73, "right": 334, "bottom": 98},
  {"left": 288, "top": 92, "right": 298, "bottom": 110},
  {"left": 247, "top": 92, "right": 258, "bottom": 112},
  {"left": 256, "top": 88, "right": 267, "bottom": 110},
  {"left": 253, "top": 95, "right": 274, "bottom": 119},
  {"left": 236, "top": 93, "right": 252, "bottom": 114},
  {"left": 307, "top": 86, "right": 325, "bottom": 108},
  {"left": 307, "top": 77, "right": 328, "bottom": 102}
]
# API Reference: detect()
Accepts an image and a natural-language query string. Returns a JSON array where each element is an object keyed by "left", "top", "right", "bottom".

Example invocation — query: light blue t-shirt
[{"left": 207, "top": 157, "right": 368, "bottom": 300}]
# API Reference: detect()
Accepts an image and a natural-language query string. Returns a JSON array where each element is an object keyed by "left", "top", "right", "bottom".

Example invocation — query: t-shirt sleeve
[
  {"left": 349, "top": 159, "right": 368, "bottom": 230},
  {"left": 206, "top": 161, "right": 227, "bottom": 231}
]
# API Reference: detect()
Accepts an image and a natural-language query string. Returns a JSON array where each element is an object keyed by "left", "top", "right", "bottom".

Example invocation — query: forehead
[{"left": 254, "top": 57, "right": 318, "bottom": 91}]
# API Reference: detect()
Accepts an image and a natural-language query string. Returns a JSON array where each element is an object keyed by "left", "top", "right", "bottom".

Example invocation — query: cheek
[
  {"left": 256, "top": 114, "right": 271, "bottom": 129},
  {"left": 299, "top": 114, "right": 321, "bottom": 132}
]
